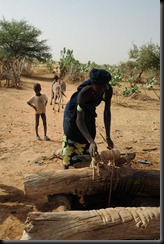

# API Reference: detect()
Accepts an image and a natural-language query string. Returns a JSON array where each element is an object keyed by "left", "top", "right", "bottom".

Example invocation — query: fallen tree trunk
[
  {"left": 24, "top": 166, "right": 160, "bottom": 203},
  {"left": 20, "top": 206, "right": 160, "bottom": 240}
]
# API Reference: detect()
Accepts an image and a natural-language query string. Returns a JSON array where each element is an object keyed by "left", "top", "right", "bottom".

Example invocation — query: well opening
[
  {"left": 21, "top": 166, "right": 160, "bottom": 240},
  {"left": 47, "top": 190, "right": 160, "bottom": 212}
]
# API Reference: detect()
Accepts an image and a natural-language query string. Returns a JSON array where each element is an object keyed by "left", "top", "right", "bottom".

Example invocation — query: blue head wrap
[{"left": 90, "top": 69, "right": 112, "bottom": 85}]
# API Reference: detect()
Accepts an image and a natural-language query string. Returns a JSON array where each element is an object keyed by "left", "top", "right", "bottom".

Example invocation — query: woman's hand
[
  {"left": 106, "top": 137, "right": 114, "bottom": 149},
  {"left": 89, "top": 141, "right": 98, "bottom": 157}
]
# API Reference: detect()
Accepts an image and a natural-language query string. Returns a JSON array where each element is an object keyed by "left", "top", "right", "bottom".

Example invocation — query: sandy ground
[{"left": 0, "top": 74, "right": 160, "bottom": 240}]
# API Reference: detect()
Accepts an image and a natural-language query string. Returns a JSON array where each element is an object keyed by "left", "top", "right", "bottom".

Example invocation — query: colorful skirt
[{"left": 62, "top": 134, "right": 90, "bottom": 166}]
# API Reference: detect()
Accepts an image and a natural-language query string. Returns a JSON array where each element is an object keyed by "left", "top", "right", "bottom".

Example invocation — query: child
[{"left": 27, "top": 83, "right": 50, "bottom": 141}]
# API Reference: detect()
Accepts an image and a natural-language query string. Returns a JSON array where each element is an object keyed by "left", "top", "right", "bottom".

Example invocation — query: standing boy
[{"left": 27, "top": 83, "right": 50, "bottom": 141}]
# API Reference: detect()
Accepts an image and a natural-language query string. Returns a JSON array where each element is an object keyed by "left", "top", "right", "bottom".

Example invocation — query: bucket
[{"left": 101, "top": 149, "right": 121, "bottom": 163}]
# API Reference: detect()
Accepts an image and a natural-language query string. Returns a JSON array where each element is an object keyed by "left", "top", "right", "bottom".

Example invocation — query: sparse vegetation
[{"left": 0, "top": 18, "right": 160, "bottom": 106}]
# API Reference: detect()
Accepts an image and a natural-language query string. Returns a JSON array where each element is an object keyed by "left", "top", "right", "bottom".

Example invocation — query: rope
[
  {"left": 90, "top": 124, "right": 118, "bottom": 207},
  {"left": 97, "top": 126, "right": 116, "bottom": 207},
  {"left": 107, "top": 149, "right": 115, "bottom": 207},
  {"left": 91, "top": 150, "right": 115, "bottom": 208}
]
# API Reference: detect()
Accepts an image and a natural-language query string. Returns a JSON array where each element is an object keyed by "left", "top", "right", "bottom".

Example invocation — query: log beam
[
  {"left": 20, "top": 206, "right": 160, "bottom": 240},
  {"left": 24, "top": 166, "right": 160, "bottom": 203}
]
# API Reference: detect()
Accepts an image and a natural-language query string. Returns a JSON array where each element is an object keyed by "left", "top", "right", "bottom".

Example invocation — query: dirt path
[{"left": 0, "top": 75, "right": 160, "bottom": 240}]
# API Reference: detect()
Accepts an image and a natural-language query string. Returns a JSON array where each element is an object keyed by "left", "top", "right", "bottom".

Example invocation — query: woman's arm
[
  {"left": 76, "top": 110, "right": 93, "bottom": 143},
  {"left": 76, "top": 109, "right": 97, "bottom": 157},
  {"left": 104, "top": 87, "right": 114, "bottom": 149}
]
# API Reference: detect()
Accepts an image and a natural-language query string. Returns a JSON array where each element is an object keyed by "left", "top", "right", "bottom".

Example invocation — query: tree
[
  {"left": 59, "top": 48, "right": 85, "bottom": 82},
  {"left": 128, "top": 41, "right": 160, "bottom": 82},
  {"left": 0, "top": 18, "right": 52, "bottom": 87}
]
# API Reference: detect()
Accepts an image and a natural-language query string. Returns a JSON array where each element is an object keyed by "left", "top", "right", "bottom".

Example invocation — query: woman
[{"left": 62, "top": 68, "right": 114, "bottom": 169}]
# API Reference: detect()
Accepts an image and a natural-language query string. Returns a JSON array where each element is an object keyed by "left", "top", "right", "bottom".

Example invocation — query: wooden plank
[
  {"left": 20, "top": 206, "right": 160, "bottom": 240},
  {"left": 24, "top": 167, "right": 160, "bottom": 203}
]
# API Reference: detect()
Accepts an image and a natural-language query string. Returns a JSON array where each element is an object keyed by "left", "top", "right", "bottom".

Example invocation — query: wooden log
[
  {"left": 24, "top": 166, "right": 160, "bottom": 203},
  {"left": 20, "top": 206, "right": 160, "bottom": 240}
]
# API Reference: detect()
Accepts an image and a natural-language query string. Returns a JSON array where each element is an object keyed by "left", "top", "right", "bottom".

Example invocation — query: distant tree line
[{"left": 0, "top": 18, "right": 160, "bottom": 94}]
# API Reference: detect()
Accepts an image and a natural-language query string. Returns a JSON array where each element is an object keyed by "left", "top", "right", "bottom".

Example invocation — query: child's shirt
[{"left": 27, "top": 94, "right": 48, "bottom": 114}]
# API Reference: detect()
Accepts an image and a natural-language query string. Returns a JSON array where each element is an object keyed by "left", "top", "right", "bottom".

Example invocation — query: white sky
[{"left": 0, "top": 0, "right": 160, "bottom": 65}]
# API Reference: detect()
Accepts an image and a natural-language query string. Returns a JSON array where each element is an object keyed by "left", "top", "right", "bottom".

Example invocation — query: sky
[{"left": 0, "top": 0, "right": 160, "bottom": 65}]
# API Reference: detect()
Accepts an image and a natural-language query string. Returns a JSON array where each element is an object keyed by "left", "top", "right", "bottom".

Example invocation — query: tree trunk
[
  {"left": 20, "top": 206, "right": 160, "bottom": 240},
  {"left": 24, "top": 166, "right": 160, "bottom": 203}
]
